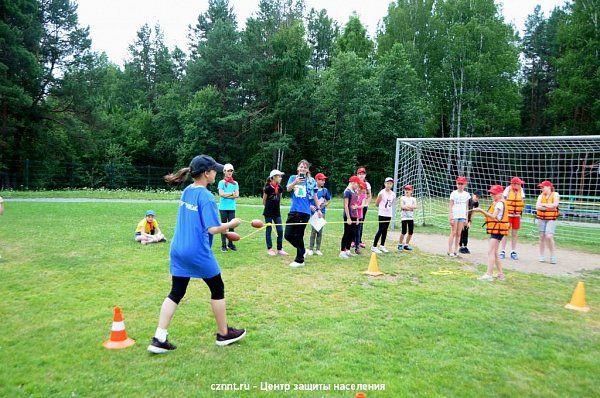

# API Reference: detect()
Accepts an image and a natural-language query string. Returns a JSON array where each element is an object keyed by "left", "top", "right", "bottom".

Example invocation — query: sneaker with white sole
[
  {"left": 499, "top": 250, "right": 506, "bottom": 259},
  {"left": 496, "top": 273, "right": 506, "bottom": 281},
  {"left": 448, "top": 252, "right": 457, "bottom": 257},
  {"left": 379, "top": 245, "right": 389, "bottom": 253},
  {"left": 538, "top": 256, "right": 546, "bottom": 262},
  {"left": 371, "top": 246, "right": 382, "bottom": 254},
  {"left": 550, "top": 256, "right": 557, "bottom": 264},
  {"left": 267, "top": 249, "right": 276, "bottom": 256},
  {"left": 215, "top": 326, "right": 246, "bottom": 346},
  {"left": 339, "top": 252, "right": 349, "bottom": 259},
  {"left": 306, "top": 249, "right": 314, "bottom": 256},
  {"left": 479, "top": 274, "right": 494, "bottom": 282},
  {"left": 147, "top": 337, "right": 177, "bottom": 354},
  {"left": 277, "top": 249, "right": 288, "bottom": 256},
  {"left": 510, "top": 251, "right": 518, "bottom": 260},
  {"left": 404, "top": 245, "right": 413, "bottom": 251},
  {"left": 315, "top": 250, "right": 323, "bottom": 256},
  {"left": 347, "top": 250, "right": 356, "bottom": 257},
  {"left": 398, "top": 244, "right": 404, "bottom": 252},
  {"left": 289, "top": 261, "right": 305, "bottom": 268}
]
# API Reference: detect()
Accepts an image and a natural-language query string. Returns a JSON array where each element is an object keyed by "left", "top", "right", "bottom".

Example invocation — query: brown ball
[
  {"left": 226, "top": 232, "right": 240, "bottom": 241},
  {"left": 251, "top": 219, "right": 265, "bottom": 228}
]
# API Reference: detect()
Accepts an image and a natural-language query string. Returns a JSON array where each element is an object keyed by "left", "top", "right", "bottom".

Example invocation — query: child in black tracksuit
[{"left": 459, "top": 190, "right": 482, "bottom": 254}]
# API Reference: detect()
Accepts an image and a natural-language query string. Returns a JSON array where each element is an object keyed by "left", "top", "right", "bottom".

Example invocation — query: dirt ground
[{"left": 388, "top": 231, "right": 600, "bottom": 277}]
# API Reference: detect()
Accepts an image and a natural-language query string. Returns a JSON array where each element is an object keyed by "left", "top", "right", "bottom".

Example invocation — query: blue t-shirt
[
  {"left": 170, "top": 184, "right": 221, "bottom": 279},
  {"left": 287, "top": 175, "right": 317, "bottom": 215},
  {"left": 310, "top": 187, "right": 331, "bottom": 215},
  {"left": 218, "top": 180, "right": 238, "bottom": 211}
]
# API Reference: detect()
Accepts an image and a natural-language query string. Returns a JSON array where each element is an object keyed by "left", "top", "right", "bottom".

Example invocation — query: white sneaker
[
  {"left": 479, "top": 274, "right": 494, "bottom": 282},
  {"left": 448, "top": 252, "right": 457, "bottom": 257},
  {"left": 371, "top": 246, "right": 382, "bottom": 254},
  {"left": 339, "top": 252, "right": 349, "bottom": 259},
  {"left": 538, "top": 256, "right": 546, "bottom": 263},
  {"left": 347, "top": 250, "right": 357, "bottom": 257},
  {"left": 379, "top": 245, "right": 389, "bottom": 253},
  {"left": 289, "top": 261, "right": 305, "bottom": 268},
  {"left": 550, "top": 256, "right": 557, "bottom": 264},
  {"left": 306, "top": 250, "right": 314, "bottom": 256},
  {"left": 315, "top": 250, "right": 323, "bottom": 256}
]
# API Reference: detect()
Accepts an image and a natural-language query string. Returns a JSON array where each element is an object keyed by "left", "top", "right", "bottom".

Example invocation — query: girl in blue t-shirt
[
  {"left": 147, "top": 155, "right": 246, "bottom": 354},
  {"left": 285, "top": 159, "right": 322, "bottom": 268},
  {"left": 218, "top": 163, "right": 239, "bottom": 252}
]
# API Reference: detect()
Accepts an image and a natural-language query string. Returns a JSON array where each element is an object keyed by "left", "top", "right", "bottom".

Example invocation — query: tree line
[{"left": 1, "top": 0, "right": 598, "bottom": 194}]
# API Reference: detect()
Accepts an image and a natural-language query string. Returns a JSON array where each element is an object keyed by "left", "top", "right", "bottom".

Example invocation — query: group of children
[
  {"left": 139, "top": 153, "right": 563, "bottom": 354},
  {"left": 448, "top": 176, "right": 560, "bottom": 282}
]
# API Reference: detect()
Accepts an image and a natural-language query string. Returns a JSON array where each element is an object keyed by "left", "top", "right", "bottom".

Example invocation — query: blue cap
[
  {"left": 189, "top": 155, "right": 224, "bottom": 176},
  {"left": 146, "top": 210, "right": 155, "bottom": 216}
]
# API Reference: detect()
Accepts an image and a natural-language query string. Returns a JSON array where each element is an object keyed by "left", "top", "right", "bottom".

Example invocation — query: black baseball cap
[
  {"left": 189, "top": 155, "right": 224, "bottom": 175},
  {"left": 473, "top": 190, "right": 483, "bottom": 197}
]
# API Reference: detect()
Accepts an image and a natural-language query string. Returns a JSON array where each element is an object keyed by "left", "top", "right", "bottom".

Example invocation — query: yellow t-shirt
[{"left": 135, "top": 218, "right": 159, "bottom": 235}]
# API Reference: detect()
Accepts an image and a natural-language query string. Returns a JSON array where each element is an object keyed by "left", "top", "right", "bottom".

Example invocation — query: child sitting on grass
[{"left": 134, "top": 210, "right": 166, "bottom": 245}]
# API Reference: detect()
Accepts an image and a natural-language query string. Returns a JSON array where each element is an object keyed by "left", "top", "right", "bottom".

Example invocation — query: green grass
[{"left": 1, "top": 198, "right": 599, "bottom": 397}]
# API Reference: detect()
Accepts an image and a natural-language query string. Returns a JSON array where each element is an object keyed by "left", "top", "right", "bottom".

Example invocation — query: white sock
[{"left": 155, "top": 327, "right": 168, "bottom": 342}]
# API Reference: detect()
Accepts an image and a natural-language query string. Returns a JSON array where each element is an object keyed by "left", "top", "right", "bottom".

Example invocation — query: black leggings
[
  {"left": 284, "top": 211, "right": 310, "bottom": 263},
  {"left": 341, "top": 218, "right": 358, "bottom": 251},
  {"left": 167, "top": 274, "right": 225, "bottom": 303},
  {"left": 401, "top": 220, "right": 414, "bottom": 235},
  {"left": 373, "top": 216, "right": 391, "bottom": 246},
  {"left": 460, "top": 225, "right": 469, "bottom": 247},
  {"left": 220, "top": 210, "right": 236, "bottom": 247}
]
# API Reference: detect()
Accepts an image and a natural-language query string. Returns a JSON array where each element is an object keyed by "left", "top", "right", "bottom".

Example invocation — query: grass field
[{"left": 1, "top": 194, "right": 599, "bottom": 397}]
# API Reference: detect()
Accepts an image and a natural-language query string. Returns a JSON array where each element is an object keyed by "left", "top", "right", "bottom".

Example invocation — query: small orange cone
[
  {"left": 364, "top": 253, "right": 383, "bottom": 276},
  {"left": 565, "top": 281, "right": 590, "bottom": 312},
  {"left": 102, "top": 306, "right": 136, "bottom": 349}
]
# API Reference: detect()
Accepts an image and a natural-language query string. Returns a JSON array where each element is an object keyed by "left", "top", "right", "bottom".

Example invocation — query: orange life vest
[
  {"left": 537, "top": 192, "right": 559, "bottom": 220},
  {"left": 485, "top": 200, "right": 509, "bottom": 236},
  {"left": 505, "top": 188, "right": 524, "bottom": 216}
]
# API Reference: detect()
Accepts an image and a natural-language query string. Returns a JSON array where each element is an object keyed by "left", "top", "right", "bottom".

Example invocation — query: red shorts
[{"left": 508, "top": 216, "right": 521, "bottom": 230}]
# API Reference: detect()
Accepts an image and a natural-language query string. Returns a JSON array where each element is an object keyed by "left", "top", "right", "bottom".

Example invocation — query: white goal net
[{"left": 392, "top": 136, "right": 600, "bottom": 248}]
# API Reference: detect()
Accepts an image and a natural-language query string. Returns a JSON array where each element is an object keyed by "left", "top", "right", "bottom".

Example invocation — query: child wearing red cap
[
  {"left": 372, "top": 177, "right": 396, "bottom": 253},
  {"left": 340, "top": 176, "right": 361, "bottom": 259},
  {"left": 536, "top": 181, "right": 560, "bottom": 264},
  {"left": 398, "top": 184, "right": 417, "bottom": 252},
  {"left": 471, "top": 185, "right": 509, "bottom": 281},
  {"left": 353, "top": 182, "right": 368, "bottom": 254},
  {"left": 448, "top": 176, "right": 471, "bottom": 257},
  {"left": 307, "top": 173, "right": 331, "bottom": 256},
  {"left": 500, "top": 177, "right": 526, "bottom": 260},
  {"left": 356, "top": 167, "right": 372, "bottom": 249}
]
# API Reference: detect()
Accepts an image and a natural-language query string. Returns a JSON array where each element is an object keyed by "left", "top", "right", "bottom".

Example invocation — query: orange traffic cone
[
  {"left": 102, "top": 306, "right": 136, "bottom": 349},
  {"left": 364, "top": 252, "right": 383, "bottom": 276},
  {"left": 565, "top": 281, "right": 590, "bottom": 312}
]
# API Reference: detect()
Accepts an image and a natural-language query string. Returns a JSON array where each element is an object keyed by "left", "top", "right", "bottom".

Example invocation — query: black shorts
[
  {"left": 490, "top": 234, "right": 504, "bottom": 241},
  {"left": 401, "top": 220, "right": 414, "bottom": 235}
]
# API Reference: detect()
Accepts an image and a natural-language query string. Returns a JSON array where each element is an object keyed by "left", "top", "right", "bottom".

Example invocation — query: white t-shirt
[
  {"left": 450, "top": 190, "right": 471, "bottom": 219},
  {"left": 502, "top": 186, "right": 525, "bottom": 199},
  {"left": 400, "top": 196, "right": 417, "bottom": 220},
  {"left": 377, "top": 189, "right": 396, "bottom": 217},
  {"left": 493, "top": 201, "right": 505, "bottom": 221}
]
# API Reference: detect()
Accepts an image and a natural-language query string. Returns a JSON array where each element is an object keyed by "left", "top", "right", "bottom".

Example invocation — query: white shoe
[
  {"left": 315, "top": 250, "right": 323, "bottom": 256},
  {"left": 306, "top": 250, "right": 314, "bottom": 256},
  {"left": 347, "top": 250, "right": 357, "bottom": 257},
  {"left": 289, "top": 261, "right": 305, "bottom": 268},
  {"left": 479, "top": 274, "right": 494, "bottom": 282},
  {"left": 371, "top": 246, "right": 382, "bottom": 254},
  {"left": 339, "top": 252, "right": 349, "bottom": 259},
  {"left": 538, "top": 256, "right": 546, "bottom": 263},
  {"left": 550, "top": 256, "right": 557, "bottom": 264},
  {"left": 379, "top": 245, "right": 389, "bottom": 253}
]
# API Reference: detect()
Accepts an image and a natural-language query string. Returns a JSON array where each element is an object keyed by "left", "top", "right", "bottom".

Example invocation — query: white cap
[
  {"left": 385, "top": 177, "right": 394, "bottom": 182},
  {"left": 223, "top": 163, "right": 234, "bottom": 171},
  {"left": 269, "top": 169, "right": 284, "bottom": 178}
]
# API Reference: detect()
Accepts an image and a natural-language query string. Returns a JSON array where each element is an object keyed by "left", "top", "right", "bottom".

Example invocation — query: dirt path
[{"left": 388, "top": 231, "right": 600, "bottom": 277}]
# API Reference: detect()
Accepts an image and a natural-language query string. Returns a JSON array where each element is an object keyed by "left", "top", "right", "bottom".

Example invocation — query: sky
[{"left": 76, "top": 0, "right": 567, "bottom": 65}]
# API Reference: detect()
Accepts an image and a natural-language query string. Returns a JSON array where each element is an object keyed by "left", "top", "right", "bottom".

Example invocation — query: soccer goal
[{"left": 392, "top": 136, "right": 600, "bottom": 247}]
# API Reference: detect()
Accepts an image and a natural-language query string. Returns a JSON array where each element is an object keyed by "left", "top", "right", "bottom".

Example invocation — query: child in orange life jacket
[
  {"left": 536, "top": 180, "right": 560, "bottom": 264},
  {"left": 470, "top": 185, "right": 509, "bottom": 281},
  {"left": 500, "top": 177, "right": 525, "bottom": 260}
]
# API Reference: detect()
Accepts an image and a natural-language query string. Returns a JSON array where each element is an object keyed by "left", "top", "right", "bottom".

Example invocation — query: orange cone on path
[
  {"left": 565, "top": 281, "right": 590, "bottom": 312},
  {"left": 102, "top": 306, "right": 136, "bottom": 349},
  {"left": 364, "top": 253, "right": 383, "bottom": 276}
]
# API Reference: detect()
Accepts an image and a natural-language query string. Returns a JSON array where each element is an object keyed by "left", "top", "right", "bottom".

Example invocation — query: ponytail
[
  {"left": 164, "top": 167, "right": 191, "bottom": 185},
  {"left": 266, "top": 177, "right": 272, "bottom": 185}
]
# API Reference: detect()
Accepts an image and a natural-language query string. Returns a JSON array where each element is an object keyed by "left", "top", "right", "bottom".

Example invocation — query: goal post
[{"left": 392, "top": 135, "right": 600, "bottom": 247}]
